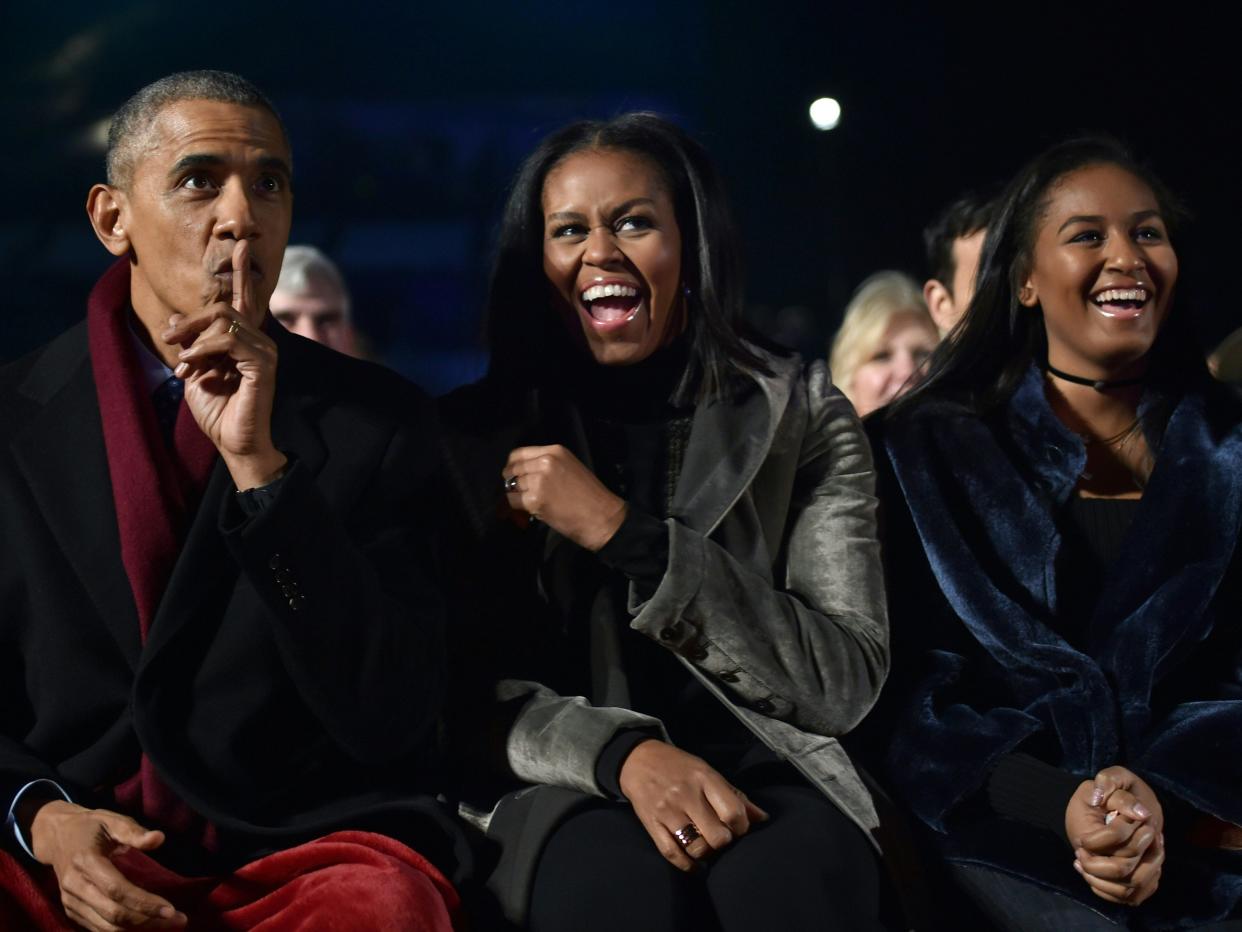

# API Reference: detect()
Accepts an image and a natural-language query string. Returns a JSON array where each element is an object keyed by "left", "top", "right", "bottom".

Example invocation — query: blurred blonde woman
[{"left": 829, "top": 271, "right": 939, "bottom": 417}]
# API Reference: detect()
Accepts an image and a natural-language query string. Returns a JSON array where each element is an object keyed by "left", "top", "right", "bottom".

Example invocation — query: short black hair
[
  {"left": 484, "top": 112, "right": 771, "bottom": 404},
  {"left": 107, "top": 70, "right": 288, "bottom": 188},
  {"left": 894, "top": 135, "right": 1196, "bottom": 416},
  {"left": 923, "top": 190, "right": 996, "bottom": 292}
]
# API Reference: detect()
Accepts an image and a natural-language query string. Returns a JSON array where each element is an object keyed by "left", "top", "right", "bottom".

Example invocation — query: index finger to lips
[{"left": 232, "top": 240, "right": 250, "bottom": 317}]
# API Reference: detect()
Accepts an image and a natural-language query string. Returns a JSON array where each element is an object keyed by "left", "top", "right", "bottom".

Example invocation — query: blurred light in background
[{"left": 808, "top": 97, "right": 841, "bottom": 131}]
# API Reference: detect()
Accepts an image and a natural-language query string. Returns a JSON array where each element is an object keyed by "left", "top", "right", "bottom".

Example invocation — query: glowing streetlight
[{"left": 809, "top": 97, "right": 842, "bottom": 131}]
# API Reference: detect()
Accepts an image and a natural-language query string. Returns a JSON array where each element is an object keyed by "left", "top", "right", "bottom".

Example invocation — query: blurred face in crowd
[
  {"left": 849, "top": 312, "right": 939, "bottom": 417},
  {"left": 270, "top": 281, "right": 357, "bottom": 356},
  {"left": 1020, "top": 163, "right": 1178, "bottom": 378},
  {"left": 541, "top": 147, "right": 685, "bottom": 366}
]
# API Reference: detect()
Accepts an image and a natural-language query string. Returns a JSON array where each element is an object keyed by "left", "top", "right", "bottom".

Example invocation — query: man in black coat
[{"left": 0, "top": 71, "right": 464, "bottom": 931}]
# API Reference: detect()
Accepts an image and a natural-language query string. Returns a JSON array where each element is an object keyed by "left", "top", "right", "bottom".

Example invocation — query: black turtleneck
[
  {"left": 550, "top": 341, "right": 770, "bottom": 797},
  {"left": 572, "top": 339, "right": 693, "bottom": 592}
]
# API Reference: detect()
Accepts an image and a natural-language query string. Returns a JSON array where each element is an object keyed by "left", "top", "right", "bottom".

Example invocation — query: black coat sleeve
[{"left": 218, "top": 400, "right": 447, "bottom": 766}]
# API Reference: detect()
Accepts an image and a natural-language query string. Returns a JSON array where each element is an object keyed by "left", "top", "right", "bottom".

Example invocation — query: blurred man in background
[
  {"left": 921, "top": 191, "right": 994, "bottom": 337},
  {"left": 270, "top": 245, "right": 362, "bottom": 357}
]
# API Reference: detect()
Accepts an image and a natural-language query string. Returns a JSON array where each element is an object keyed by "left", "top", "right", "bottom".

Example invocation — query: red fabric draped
[
  {"left": 86, "top": 257, "right": 220, "bottom": 846},
  {"left": 86, "top": 257, "right": 218, "bottom": 641},
  {"left": 1, "top": 830, "right": 461, "bottom": 930}
]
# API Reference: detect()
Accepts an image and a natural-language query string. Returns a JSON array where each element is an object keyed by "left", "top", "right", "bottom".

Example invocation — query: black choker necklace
[{"left": 1044, "top": 364, "right": 1145, "bottom": 392}]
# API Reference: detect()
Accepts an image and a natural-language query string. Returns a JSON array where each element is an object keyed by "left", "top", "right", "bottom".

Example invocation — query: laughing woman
[
  {"left": 439, "top": 114, "right": 893, "bottom": 931},
  {"left": 864, "top": 137, "right": 1242, "bottom": 929}
]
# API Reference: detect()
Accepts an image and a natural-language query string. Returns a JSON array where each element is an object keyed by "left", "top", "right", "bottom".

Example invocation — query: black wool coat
[{"left": 0, "top": 284, "right": 469, "bottom": 881}]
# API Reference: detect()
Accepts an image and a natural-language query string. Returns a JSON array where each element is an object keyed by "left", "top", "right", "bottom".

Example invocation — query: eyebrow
[
  {"left": 1057, "top": 209, "right": 1161, "bottom": 234},
  {"left": 168, "top": 153, "right": 293, "bottom": 179},
  {"left": 545, "top": 197, "right": 657, "bottom": 225}
]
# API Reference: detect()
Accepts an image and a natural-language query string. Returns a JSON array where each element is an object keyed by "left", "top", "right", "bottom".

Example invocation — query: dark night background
[{"left": 2, "top": 3, "right": 1236, "bottom": 393}]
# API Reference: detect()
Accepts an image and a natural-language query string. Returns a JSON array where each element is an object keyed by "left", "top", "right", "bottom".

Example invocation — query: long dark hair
[
  {"left": 893, "top": 136, "right": 1201, "bottom": 416},
  {"left": 484, "top": 112, "right": 771, "bottom": 404}
]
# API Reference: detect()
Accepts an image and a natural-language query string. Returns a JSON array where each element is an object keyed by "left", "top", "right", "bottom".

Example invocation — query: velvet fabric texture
[
  {"left": 87, "top": 257, "right": 218, "bottom": 642},
  {"left": 0, "top": 830, "right": 460, "bottom": 930},
  {"left": 867, "top": 366, "right": 1242, "bottom": 927},
  {"left": 86, "top": 257, "right": 219, "bottom": 845}
]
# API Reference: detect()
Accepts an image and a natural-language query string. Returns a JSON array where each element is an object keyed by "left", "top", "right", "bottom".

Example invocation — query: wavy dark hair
[
  {"left": 893, "top": 136, "right": 1202, "bottom": 416},
  {"left": 484, "top": 112, "right": 771, "bottom": 404}
]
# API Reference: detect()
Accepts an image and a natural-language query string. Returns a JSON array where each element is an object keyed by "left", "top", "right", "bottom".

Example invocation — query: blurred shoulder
[{"left": 275, "top": 326, "right": 432, "bottom": 423}]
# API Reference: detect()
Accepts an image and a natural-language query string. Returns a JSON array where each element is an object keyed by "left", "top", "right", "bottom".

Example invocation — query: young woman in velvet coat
[
  {"left": 439, "top": 113, "right": 895, "bottom": 931},
  {"left": 864, "top": 137, "right": 1242, "bottom": 929}
]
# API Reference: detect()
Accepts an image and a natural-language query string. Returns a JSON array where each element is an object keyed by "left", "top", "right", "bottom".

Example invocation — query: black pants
[{"left": 527, "top": 779, "right": 892, "bottom": 932}]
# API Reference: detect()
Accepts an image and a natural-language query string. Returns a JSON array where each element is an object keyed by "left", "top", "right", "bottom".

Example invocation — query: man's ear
[
  {"left": 86, "top": 184, "right": 131, "bottom": 257},
  {"left": 923, "top": 279, "right": 955, "bottom": 337}
]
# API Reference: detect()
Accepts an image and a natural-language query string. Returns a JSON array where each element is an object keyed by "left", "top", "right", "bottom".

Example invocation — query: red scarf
[{"left": 86, "top": 257, "right": 217, "bottom": 842}]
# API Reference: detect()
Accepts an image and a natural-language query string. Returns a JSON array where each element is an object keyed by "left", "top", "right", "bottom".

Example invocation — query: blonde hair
[{"left": 829, "top": 271, "right": 936, "bottom": 403}]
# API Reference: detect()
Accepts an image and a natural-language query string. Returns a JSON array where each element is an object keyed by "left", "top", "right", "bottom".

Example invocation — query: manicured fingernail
[
  {"left": 1073, "top": 859, "right": 1083, "bottom": 872},
  {"left": 159, "top": 906, "right": 175, "bottom": 918},
  {"left": 1090, "top": 788, "right": 1106, "bottom": 807},
  {"left": 1133, "top": 803, "right": 1150, "bottom": 819},
  {"left": 174, "top": 362, "right": 188, "bottom": 377}
]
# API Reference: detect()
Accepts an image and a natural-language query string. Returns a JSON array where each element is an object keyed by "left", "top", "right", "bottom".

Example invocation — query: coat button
[
  {"left": 687, "top": 645, "right": 708, "bottom": 661},
  {"left": 753, "top": 699, "right": 775, "bottom": 714},
  {"left": 718, "top": 670, "right": 740, "bottom": 683},
  {"left": 269, "top": 554, "right": 282, "bottom": 569},
  {"left": 658, "top": 624, "right": 681, "bottom": 642},
  {"left": 288, "top": 598, "right": 300, "bottom": 611}
]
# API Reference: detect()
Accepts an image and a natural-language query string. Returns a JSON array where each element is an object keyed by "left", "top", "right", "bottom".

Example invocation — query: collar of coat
[{"left": 876, "top": 364, "right": 1242, "bottom": 772}]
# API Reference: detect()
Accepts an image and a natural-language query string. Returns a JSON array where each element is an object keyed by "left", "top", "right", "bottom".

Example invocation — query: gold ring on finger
[{"left": 227, "top": 320, "right": 241, "bottom": 335}]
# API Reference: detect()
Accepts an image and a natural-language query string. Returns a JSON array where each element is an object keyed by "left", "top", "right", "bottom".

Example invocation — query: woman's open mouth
[
  {"left": 1090, "top": 286, "right": 1151, "bottom": 321},
  {"left": 579, "top": 282, "right": 643, "bottom": 332}
]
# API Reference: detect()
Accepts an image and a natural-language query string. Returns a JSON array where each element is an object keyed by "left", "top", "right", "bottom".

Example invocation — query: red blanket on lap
[{"left": 0, "top": 830, "right": 460, "bottom": 931}]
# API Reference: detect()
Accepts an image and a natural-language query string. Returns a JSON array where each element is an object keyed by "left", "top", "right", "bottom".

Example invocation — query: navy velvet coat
[{"left": 867, "top": 368, "right": 1242, "bottom": 927}]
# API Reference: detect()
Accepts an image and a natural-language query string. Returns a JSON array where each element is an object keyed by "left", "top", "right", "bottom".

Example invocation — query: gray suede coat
[{"left": 440, "top": 346, "right": 889, "bottom": 918}]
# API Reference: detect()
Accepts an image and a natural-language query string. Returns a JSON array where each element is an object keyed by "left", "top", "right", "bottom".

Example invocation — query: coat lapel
[
  {"left": 142, "top": 330, "right": 329, "bottom": 663},
  {"left": 10, "top": 325, "right": 142, "bottom": 668},
  {"left": 882, "top": 374, "right": 1119, "bottom": 768},
  {"left": 1091, "top": 394, "right": 1242, "bottom": 735},
  {"left": 672, "top": 352, "right": 796, "bottom": 536}
]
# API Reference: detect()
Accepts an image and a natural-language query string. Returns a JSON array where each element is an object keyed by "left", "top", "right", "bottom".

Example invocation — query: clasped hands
[
  {"left": 1065, "top": 765, "right": 1165, "bottom": 906},
  {"left": 162, "top": 239, "right": 286, "bottom": 491}
]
